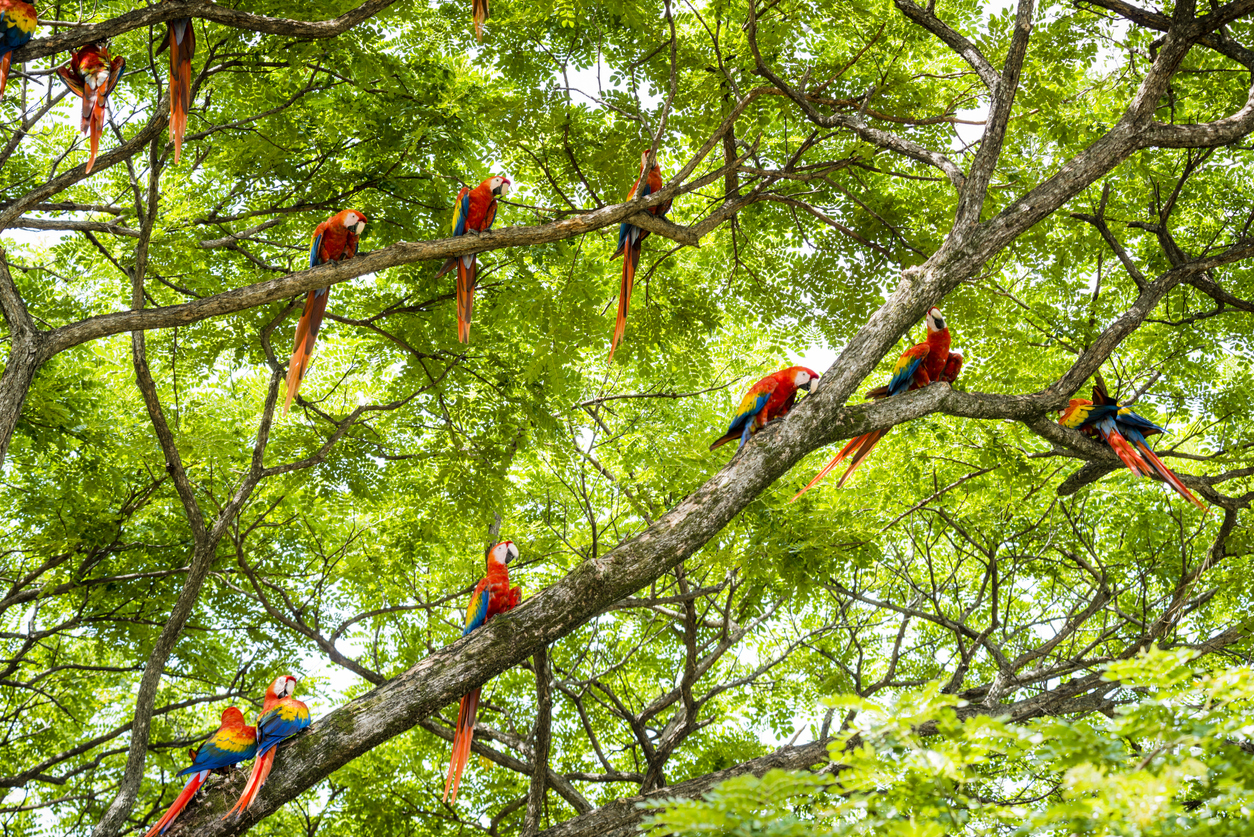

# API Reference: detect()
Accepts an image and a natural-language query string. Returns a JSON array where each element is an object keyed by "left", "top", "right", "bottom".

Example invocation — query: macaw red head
[
  {"left": 265, "top": 675, "right": 299, "bottom": 701},
  {"left": 791, "top": 367, "right": 820, "bottom": 392},
  {"left": 221, "top": 706, "right": 247, "bottom": 727},
  {"left": 339, "top": 210, "right": 368, "bottom": 237},
  {"left": 486, "top": 175, "right": 512, "bottom": 197},
  {"left": 924, "top": 306, "right": 946, "bottom": 334},
  {"left": 487, "top": 540, "right": 519, "bottom": 568}
]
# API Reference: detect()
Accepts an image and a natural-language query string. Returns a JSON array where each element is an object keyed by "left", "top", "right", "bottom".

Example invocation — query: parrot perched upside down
[
  {"left": 1058, "top": 383, "right": 1206, "bottom": 510},
  {"left": 284, "top": 210, "right": 368, "bottom": 413},
  {"left": 792, "top": 307, "right": 958, "bottom": 501},
  {"left": 434, "top": 175, "right": 511, "bottom": 343},
  {"left": 709, "top": 366, "right": 820, "bottom": 452},
  {"left": 224, "top": 675, "right": 311, "bottom": 818},
  {"left": 144, "top": 707, "right": 256, "bottom": 837},
  {"left": 156, "top": 13, "right": 195, "bottom": 164},
  {"left": 56, "top": 42, "right": 125, "bottom": 174},
  {"left": 444, "top": 540, "right": 522, "bottom": 804},
  {"left": 608, "top": 150, "right": 672, "bottom": 362},
  {"left": 0, "top": 0, "right": 37, "bottom": 100}
]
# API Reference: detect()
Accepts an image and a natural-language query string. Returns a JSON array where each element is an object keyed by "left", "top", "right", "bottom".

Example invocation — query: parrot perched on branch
[
  {"left": 444, "top": 540, "right": 522, "bottom": 804},
  {"left": 792, "top": 307, "right": 956, "bottom": 501},
  {"left": 56, "top": 43, "right": 125, "bottom": 174},
  {"left": 608, "top": 150, "right": 672, "bottom": 362},
  {"left": 156, "top": 14, "right": 195, "bottom": 164},
  {"left": 1058, "top": 382, "right": 1206, "bottom": 510},
  {"left": 709, "top": 366, "right": 821, "bottom": 452},
  {"left": 144, "top": 707, "right": 256, "bottom": 837},
  {"left": 434, "top": 175, "right": 511, "bottom": 343},
  {"left": 0, "top": 0, "right": 36, "bottom": 100},
  {"left": 224, "top": 675, "right": 311, "bottom": 818},
  {"left": 284, "top": 209, "right": 368, "bottom": 414}
]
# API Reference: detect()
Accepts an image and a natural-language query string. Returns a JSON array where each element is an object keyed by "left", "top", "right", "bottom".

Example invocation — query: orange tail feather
[
  {"left": 145, "top": 772, "right": 205, "bottom": 837},
  {"left": 456, "top": 258, "right": 476, "bottom": 344},
  {"left": 472, "top": 0, "right": 488, "bottom": 40},
  {"left": 836, "top": 429, "right": 889, "bottom": 488},
  {"left": 225, "top": 749, "right": 273, "bottom": 819},
  {"left": 790, "top": 435, "right": 868, "bottom": 503},
  {"left": 86, "top": 101, "right": 104, "bottom": 173},
  {"left": 0, "top": 53, "right": 11, "bottom": 100},
  {"left": 443, "top": 687, "right": 480, "bottom": 803},
  {"left": 169, "top": 21, "right": 194, "bottom": 163},
  {"left": 283, "top": 290, "right": 328, "bottom": 413},
  {"left": 1133, "top": 440, "right": 1207, "bottom": 511},
  {"left": 608, "top": 245, "right": 638, "bottom": 362}
]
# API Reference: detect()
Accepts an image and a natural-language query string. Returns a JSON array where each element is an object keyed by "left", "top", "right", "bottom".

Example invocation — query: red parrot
[
  {"left": 156, "top": 13, "right": 195, "bottom": 164},
  {"left": 144, "top": 707, "right": 257, "bottom": 837},
  {"left": 434, "top": 175, "right": 511, "bottom": 343},
  {"left": 55, "top": 42, "right": 125, "bottom": 174},
  {"left": 709, "top": 367, "right": 821, "bottom": 452},
  {"left": 284, "top": 210, "right": 368, "bottom": 414},
  {"left": 225, "top": 675, "right": 311, "bottom": 818},
  {"left": 608, "top": 150, "right": 672, "bottom": 362},
  {"left": 444, "top": 540, "right": 522, "bottom": 804},
  {"left": 791, "top": 307, "right": 955, "bottom": 501},
  {"left": 1058, "top": 383, "right": 1206, "bottom": 510},
  {"left": 0, "top": 0, "right": 37, "bottom": 100}
]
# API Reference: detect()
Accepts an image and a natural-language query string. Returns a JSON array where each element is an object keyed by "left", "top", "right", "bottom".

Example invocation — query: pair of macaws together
[
  {"left": 714, "top": 305, "right": 1205, "bottom": 509},
  {"left": 144, "top": 675, "right": 311, "bottom": 836},
  {"left": 0, "top": 0, "right": 194, "bottom": 174},
  {"left": 433, "top": 148, "right": 667, "bottom": 360}
]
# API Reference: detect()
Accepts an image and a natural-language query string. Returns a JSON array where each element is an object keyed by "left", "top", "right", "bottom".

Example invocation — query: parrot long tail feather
[
  {"left": 790, "top": 435, "right": 866, "bottom": 503},
  {"left": 434, "top": 257, "right": 457, "bottom": 279},
  {"left": 145, "top": 772, "right": 206, "bottom": 837},
  {"left": 169, "top": 21, "right": 194, "bottom": 164},
  {"left": 225, "top": 749, "right": 273, "bottom": 818},
  {"left": 1132, "top": 440, "right": 1208, "bottom": 511},
  {"left": 84, "top": 98, "right": 105, "bottom": 173},
  {"left": 456, "top": 258, "right": 476, "bottom": 344},
  {"left": 472, "top": 0, "right": 488, "bottom": 40},
  {"left": 1102, "top": 427, "right": 1150, "bottom": 476},
  {"left": 0, "top": 53, "right": 12, "bottom": 100},
  {"left": 443, "top": 687, "right": 480, "bottom": 803},
  {"left": 608, "top": 244, "right": 640, "bottom": 362},
  {"left": 836, "top": 430, "right": 889, "bottom": 488},
  {"left": 283, "top": 290, "right": 328, "bottom": 414}
]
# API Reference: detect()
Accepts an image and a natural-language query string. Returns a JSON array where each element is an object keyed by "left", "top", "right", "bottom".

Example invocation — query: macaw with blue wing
[
  {"left": 284, "top": 210, "right": 368, "bottom": 413},
  {"left": 224, "top": 675, "right": 311, "bottom": 818},
  {"left": 0, "top": 0, "right": 36, "bottom": 100},
  {"left": 792, "top": 307, "right": 955, "bottom": 500},
  {"left": 1058, "top": 382, "right": 1206, "bottom": 510},
  {"left": 434, "top": 175, "right": 511, "bottom": 343},
  {"left": 144, "top": 707, "right": 256, "bottom": 837},
  {"left": 608, "top": 150, "right": 672, "bottom": 361},
  {"left": 444, "top": 540, "right": 522, "bottom": 804},
  {"left": 709, "top": 367, "right": 820, "bottom": 452}
]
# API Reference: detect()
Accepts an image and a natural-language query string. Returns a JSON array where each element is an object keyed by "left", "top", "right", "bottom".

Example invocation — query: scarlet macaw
[
  {"left": 444, "top": 540, "right": 522, "bottom": 804},
  {"left": 792, "top": 307, "right": 954, "bottom": 501},
  {"left": 144, "top": 707, "right": 256, "bottom": 837},
  {"left": 434, "top": 175, "right": 511, "bottom": 343},
  {"left": 0, "top": 0, "right": 36, "bottom": 100},
  {"left": 1058, "top": 383, "right": 1206, "bottom": 510},
  {"left": 55, "top": 42, "right": 125, "bottom": 174},
  {"left": 156, "top": 13, "right": 195, "bottom": 164},
  {"left": 608, "top": 150, "right": 672, "bottom": 362},
  {"left": 224, "top": 675, "right": 311, "bottom": 818},
  {"left": 709, "top": 366, "right": 821, "bottom": 452},
  {"left": 284, "top": 210, "right": 368, "bottom": 414}
]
